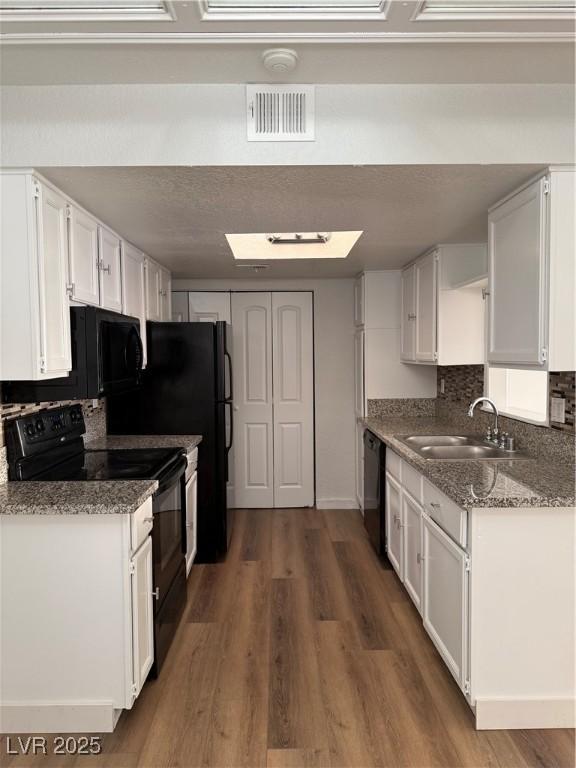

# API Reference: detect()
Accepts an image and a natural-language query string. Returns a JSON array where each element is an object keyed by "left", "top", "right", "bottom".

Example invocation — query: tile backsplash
[{"left": 0, "top": 389, "right": 107, "bottom": 484}]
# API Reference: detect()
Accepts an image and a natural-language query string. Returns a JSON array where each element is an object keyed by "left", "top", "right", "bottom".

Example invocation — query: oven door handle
[{"left": 156, "top": 457, "right": 187, "bottom": 495}]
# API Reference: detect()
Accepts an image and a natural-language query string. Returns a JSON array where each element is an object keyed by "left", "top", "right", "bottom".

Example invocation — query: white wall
[
  {"left": 1, "top": 84, "right": 574, "bottom": 167},
  {"left": 173, "top": 278, "right": 357, "bottom": 509}
]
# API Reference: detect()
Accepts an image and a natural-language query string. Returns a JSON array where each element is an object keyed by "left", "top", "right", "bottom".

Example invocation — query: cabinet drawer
[
  {"left": 402, "top": 462, "right": 422, "bottom": 503},
  {"left": 386, "top": 450, "right": 402, "bottom": 481},
  {"left": 422, "top": 479, "right": 466, "bottom": 548},
  {"left": 131, "top": 497, "right": 153, "bottom": 552}
]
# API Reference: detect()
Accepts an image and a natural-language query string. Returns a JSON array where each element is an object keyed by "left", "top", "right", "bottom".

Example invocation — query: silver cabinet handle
[
  {"left": 102, "top": 264, "right": 111, "bottom": 274},
  {"left": 66, "top": 282, "right": 75, "bottom": 297},
  {"left": 429, "top": 502, "right": 441, "bottom": 509},
  {"left": 417, "top": 553, "right": 423, "bottom": 564},
  {"left": 143, "top": 517, "right": 153, "bottom": 523},
  {"left": 408, "top": 313, "right": 417, "bottom": 320},
  {"left": 152, "top": 588, "right": 160, "bottom": 601},
  {"left": 186, "top": 523, "right": 194, "bottom": 529}
]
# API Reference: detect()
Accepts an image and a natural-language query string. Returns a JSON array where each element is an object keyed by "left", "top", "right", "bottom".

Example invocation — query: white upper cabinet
[
  {"left": 400, "top": 265, "right": 416, "bottom": 361},
  {"left": 37, "top": 182, "right": 73, "bottom": 377},
  {"left": 0, "top": 173, "right": 72, "bottom": 380},
  {"left": 98, "top": 226, "right": 123, "bottom": 313},
  {"left": 401, "top": 245, "right": 486, "bottom": 366},
  {"left": 415, "top": 250, "right": 438, "bottom": 362},
  {"left": 67, "top": 205, "right": 100, "bottom": 306},
  {"left": 145, "top": 258, "right": 161, "bottom": 321},
  {"left": 488, "top": 168, "right": 575, "bottom": 370},
  {"left": 188, "top": 291, "right": 231, "bottom": 323},
  {"left": 159, "top": 266, "right": 172, "bottom": 321}
]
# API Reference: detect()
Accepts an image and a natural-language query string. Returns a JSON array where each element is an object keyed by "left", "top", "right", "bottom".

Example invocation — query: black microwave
[{"left": 2, "top": 307, "right": 144, "bottom": 403}]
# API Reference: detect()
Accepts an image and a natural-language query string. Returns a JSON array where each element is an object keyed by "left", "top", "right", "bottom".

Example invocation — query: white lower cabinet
[
  {"left": 185, "top": 470, "right": 198, "bottom": 575},
  {"left": 402, "top": 491, "right": 423, "bottom": 614},
  {"left": 130, "top": 535, "right": 154, "bottom": 696},
  {"left": 422, "top": 514, "right": 469, "bottom": 693},
  {"left": 385, "top": 472, "right": 403, "bottom": 577},
  {"left": 0, "top": 498, "right": 156, "bottom": 733}
]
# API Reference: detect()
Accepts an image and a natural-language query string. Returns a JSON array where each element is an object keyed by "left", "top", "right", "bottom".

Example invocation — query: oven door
[
  {"left": 151, "top": 459, "right": 187, "bottom": 609},
  {"left": 98, "top": 318, "right": 143, "bottom": 395}
]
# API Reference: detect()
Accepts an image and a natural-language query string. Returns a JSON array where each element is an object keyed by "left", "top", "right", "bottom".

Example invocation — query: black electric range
[{"left": 5, "top": 403, "right": 188, "bottom": 679}]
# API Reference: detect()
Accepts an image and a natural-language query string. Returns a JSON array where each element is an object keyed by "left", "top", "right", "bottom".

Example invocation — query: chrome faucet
[{"left": 468, "top": 397, "right": 499, "bottom": 442}]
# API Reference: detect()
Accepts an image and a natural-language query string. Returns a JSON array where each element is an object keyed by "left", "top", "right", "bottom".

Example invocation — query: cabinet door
[
  {"left": 68, "top": 206, "right": 100, "bottom": 306},
  {"left": 188, "top": 291, "right": 231, "bottom": 323},
  {"left": 385, "top": 472, "right": 403, "bottom": 578},
  {"left": 122, "top": 243, "right": 147, "bottom": 366},
  {"left": 354, "top": 329, "right": 365, "bottom": 417},
  {"left": 354, "top": 275, "right": 365, "bottom": 327},
  {"left": 488, "top": 177, "right": 548, "bottom": 366},
  {"left": 145, "top": 259, "right": 161, "bottom": 321},
  {"left": 415, "top": 251, "right": 438, "bottom": 362},
  {"left": 130, "top": 535, "right": 154, "bottom": 699},
  {"left": 402, "top": 492, "right": 423, "bottom": 614},
  {"left": 159, "top": 268, "right": 172, "bottom": 321},
  {"left": 422, "top": 515, "right": 469, "bottom": 692},
  {"left": 400, "top": 266, "right": 416, "bottom": 361},
  {"left": 98, "top": 226, "right": 122, "bottom": 312},
  {"left": 37, "top": 182, "right": 72, "bottom": 376},
  {"left": 356, "top": 421, "right": 364, "bottom": 511},
  {"left": 185, "top": 471, "right": 198, "bottom": 576}
]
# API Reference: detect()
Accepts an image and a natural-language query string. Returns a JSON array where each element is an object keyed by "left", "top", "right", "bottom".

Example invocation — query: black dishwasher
[{"left": 363, "top": 430, "right": 388, "bottom": 561}]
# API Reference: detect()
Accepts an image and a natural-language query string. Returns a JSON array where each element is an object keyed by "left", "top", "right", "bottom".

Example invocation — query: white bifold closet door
[
  {"left": 272, "top": 292, "right": 314, "bottom": 508},
  {"left": 232, "top": 291, "right": 314, "bottom": 509}
]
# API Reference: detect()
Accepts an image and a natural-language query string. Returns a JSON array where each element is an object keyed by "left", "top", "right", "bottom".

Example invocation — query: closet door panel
[{"left": 272, "top": 293, "right": 314, "bottom": 508}]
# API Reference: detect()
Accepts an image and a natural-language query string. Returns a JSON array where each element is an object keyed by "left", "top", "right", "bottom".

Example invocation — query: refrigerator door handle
[
  {"left": 225, "top": 400, "right": 234, "bottom": 453},
  {"left": 225, "top": 350, "right": 233, "bottom": 402}
]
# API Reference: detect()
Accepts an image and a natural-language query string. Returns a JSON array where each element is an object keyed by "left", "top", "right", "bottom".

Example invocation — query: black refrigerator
[{"left": 107, "top": 321, "right": 233, "bottom": 562}]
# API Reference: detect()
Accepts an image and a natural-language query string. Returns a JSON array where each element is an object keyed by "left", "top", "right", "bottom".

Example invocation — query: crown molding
[{"left": 1, "top": 30, "right": 574, "bottom": 44}]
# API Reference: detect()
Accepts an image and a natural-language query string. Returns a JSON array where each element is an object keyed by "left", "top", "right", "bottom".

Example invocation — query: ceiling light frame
[
  {"left": 0, "top": 0, "right": 176, "bottom": 22},
  {"left": 412, "top": 0, "right": 576, "bottom": 21}
]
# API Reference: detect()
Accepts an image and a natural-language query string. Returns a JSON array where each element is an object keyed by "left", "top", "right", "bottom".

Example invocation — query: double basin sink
[{"left": 398, "top": 434, "right": 529, "bottom": 461}]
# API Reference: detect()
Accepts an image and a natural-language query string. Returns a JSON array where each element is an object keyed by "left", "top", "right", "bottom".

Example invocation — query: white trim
[
  {"left": 413, "top": 0, "right": 576, "bottom": 22},
  {"left": 316, "top": 498, "right": 359, "bottom": 509},
  {"left": 475, "top": 697, "right": 576, "bottom": 730},
  {"left": 1, "top": 30, "right": 574, "bottom": 43},
  {"left": 1, "top": 701, "right": 118, "bottom": 734}
]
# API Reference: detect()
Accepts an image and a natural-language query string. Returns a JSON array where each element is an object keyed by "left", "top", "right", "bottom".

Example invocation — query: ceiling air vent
[{"left": 247, "top": 85, "right": 315, "bottom": 142}]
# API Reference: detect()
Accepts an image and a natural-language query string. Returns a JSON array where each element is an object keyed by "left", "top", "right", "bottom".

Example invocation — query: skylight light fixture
[
  {"left": 0, "top": 1, "right": 175, "bottom": 22},
  {"left": 202, "top": 0, "right": 389, "bottom": 21},
  {"left": 226, "top": 231, "right": 362, "bottom": 260}
]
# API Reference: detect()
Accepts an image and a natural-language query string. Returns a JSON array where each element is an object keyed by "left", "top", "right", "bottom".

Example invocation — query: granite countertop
[
  {"left": 361, "top": 417, "right": 575, "bottom": 510},
  {"left": 0, "top": 479, "right": 158, "bottom": 516},
  {"left": 85, "top": 435, "right": 202, "bottom": 453},
  {"left": 0, "top": 435, "right": 202, "bottom": 516}
]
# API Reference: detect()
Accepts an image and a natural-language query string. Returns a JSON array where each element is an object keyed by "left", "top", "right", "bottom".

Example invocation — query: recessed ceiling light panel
[{"left": 226, "top": 231, "right": 362, "bottom": 260}]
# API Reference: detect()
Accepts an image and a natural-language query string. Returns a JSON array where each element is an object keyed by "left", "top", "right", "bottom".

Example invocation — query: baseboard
[
  {"left": 1, "top": 702, "right": 118, "bottom": 734},
  {"left": 316, "top": 498, "right": 359, "bottom": 510},
  {"left": 474, "top": 696, "right": 576, "bottom": 730}
]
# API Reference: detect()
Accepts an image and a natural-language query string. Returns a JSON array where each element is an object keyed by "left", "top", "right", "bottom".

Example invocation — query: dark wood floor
[{"left": 3, "top": 508, "right": 575, "bottom": 767}]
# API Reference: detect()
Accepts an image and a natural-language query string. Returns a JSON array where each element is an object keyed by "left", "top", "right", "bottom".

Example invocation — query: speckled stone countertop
[
  {"left": 362, "top": 417, "right": 575, "bottom": 510},
  {"left": 85, "top": 435, "right": 202, "bottom": 453},
  {"left": 0, "top": 479, "right": 158, "bottom": 515}
]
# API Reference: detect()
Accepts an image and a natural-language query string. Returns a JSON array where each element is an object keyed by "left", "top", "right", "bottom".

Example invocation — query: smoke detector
[{"left": 261, "top": 48, "right": 298, "bottom": 74}]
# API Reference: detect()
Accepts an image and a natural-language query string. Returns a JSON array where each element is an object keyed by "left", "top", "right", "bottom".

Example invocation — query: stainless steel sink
[
  {"left": 402, "top": 435, "right": 478, "bottom": 447},
  {"left": 398, "top": 434, "right": 530, "bottom": 461}
]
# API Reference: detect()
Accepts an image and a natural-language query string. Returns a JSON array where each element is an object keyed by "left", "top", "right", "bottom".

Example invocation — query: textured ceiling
[{"left": 41, "top": 164, "right": 544, "bottom": 278}]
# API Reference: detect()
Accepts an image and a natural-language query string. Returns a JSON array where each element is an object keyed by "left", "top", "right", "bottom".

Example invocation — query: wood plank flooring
[{"left": 3, "top": 508, "right": 574, "bottom": 768}]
